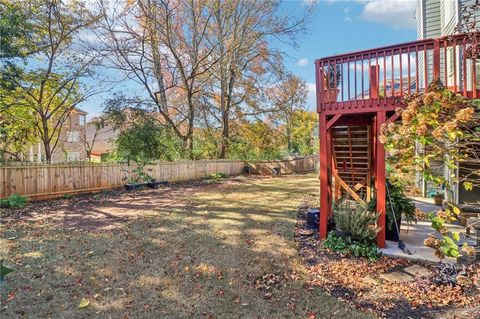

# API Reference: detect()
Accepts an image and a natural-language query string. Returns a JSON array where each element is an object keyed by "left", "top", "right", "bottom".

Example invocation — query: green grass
[{"left": 0, "top": 175, "right": 372, "bottom": 318}]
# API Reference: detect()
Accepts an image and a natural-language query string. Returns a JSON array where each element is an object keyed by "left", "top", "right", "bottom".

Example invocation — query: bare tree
[
  {"left": 96, "top": 0, "right": 220, "bottom": 158},
  {"left": 203, "top": 0, "right": 311, "bottom": 158},
  {"left": 81, "top": 115, "right": 110, "bottom": 161}
]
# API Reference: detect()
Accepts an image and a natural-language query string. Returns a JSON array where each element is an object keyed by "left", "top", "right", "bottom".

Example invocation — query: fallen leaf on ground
[{"left": 78, "top": 298, "right": 90, "bottom": 308}]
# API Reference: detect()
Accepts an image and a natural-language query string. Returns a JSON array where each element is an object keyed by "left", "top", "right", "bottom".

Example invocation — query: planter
[
  {"left": 386, "top": 217, "right": 402, "bottom": 242},
  {"left": 124, "top": 183, "right": 147, "bottom": 191},
  {"left": 147, "top": 180, "right": 169, "bottom": 189},
  {"left": 323, "top": 88, "right": 339, "bottom": 103},
  {"left": 306, "top": 208, "right": 319, "bottom": 230},
  {"left": 434, "top": 194, "right": 444, "bottom": 206}
]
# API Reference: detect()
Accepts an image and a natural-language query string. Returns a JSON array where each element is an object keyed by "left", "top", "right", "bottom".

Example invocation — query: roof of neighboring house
[{"left": 74, "top": 107, "right": 88, "bottom": 114}]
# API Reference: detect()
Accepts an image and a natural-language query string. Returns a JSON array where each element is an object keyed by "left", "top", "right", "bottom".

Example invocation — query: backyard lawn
[{"left": 0, "top": 174, "right": 370, "bottom": 318}]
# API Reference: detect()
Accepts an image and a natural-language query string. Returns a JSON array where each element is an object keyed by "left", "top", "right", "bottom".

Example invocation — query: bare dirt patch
[{"left": 1, "top": 179, "right": 240, "bottom": 232}]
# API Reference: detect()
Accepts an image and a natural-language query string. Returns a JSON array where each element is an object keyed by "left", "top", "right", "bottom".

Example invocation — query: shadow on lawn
[{"left": 0, "top": 175, "right": 371, "bottom": 319}]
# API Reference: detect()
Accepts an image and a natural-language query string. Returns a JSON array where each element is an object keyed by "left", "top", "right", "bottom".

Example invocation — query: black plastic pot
[
  {"left": 272, "top": 167, "right": 281, "bottom": 176},
  {"left": 386, "top": 217, "right": 402, "bottom": 242},
  {"left": 306, "top": 208, "right": 320, "bottom": 229},
  {"left": 306, "top": 209, "right": 335, "bottom": 232},
  {"left": 124, "top": 183, "right": 147, "bottom": 191},
  {"left": 147, "top": 181, "right": 169, "bottom": 189}
]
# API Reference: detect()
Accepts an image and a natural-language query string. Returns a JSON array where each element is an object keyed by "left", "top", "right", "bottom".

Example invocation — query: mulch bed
[{"left": 294, "top": 197, "right": 480, "bottom": 319}]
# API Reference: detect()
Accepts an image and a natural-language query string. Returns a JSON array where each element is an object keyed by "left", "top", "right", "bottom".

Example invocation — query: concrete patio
[{"left": 380, "top": 197, "right": 471, "bottom": 263}]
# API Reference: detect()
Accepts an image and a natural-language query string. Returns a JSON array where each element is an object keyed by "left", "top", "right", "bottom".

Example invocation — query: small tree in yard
[{"left": 115, "top": 117, "right": 183, "bottom": 183}]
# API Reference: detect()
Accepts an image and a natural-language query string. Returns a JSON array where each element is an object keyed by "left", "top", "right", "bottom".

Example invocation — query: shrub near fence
[{"left": 0, "top": 160, "right": 244, "bottom": 200}]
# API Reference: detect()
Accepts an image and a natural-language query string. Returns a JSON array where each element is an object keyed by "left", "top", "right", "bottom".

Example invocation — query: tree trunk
[
  {"left": 286, "top": 127, "right": 292, "bottom": 153},
  {"left": 219, "top": 112, "right": 229, "bottom": 159},
  {"left": 219, "top": 68, "right": 236, "bottom": 159},
  {"left": 41, "top": 116, "right": 52, "bottom": 163}
]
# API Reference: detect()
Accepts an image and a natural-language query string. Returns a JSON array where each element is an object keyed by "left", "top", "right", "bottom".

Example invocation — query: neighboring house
[
  {"left": 355, "top": 77, "right": 417, "bottom": 100},
  {"left": 86, "top": 108, "right": 187, "bottom": 161},
  {"left": 28, "top": 108, "right": 88, "bottom": 163},
  {"left": 416, "top": 0, "right": 480, "bottom": 205},
  {"left": 86, "top": 118, "right": 118, "bottom": 161}
]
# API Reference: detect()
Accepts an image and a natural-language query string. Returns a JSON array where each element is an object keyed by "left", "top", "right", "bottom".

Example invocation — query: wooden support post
[
  {"left": 375, "top": 111, "right": 387, "bottom": 248},
  {"left": 366, "top": 126, "right": 372, "bottom": 202},
  {"left": 319, "top": 115, "right": 329, "bottom": 239},
  {"left": 315, "top": 61, "right": 324, "bottom": 113},
  {"left": 326, "top": 126, "right": 333, "bottom": 218},
  {"left": 433, "top": 39, "right": 440, "bottom": 80},
  {"left": 370, "top": 65, "right": 380, "bottom": 99}
]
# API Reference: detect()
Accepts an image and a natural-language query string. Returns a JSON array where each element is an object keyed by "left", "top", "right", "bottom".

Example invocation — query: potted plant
[
  {"left": 123, "top": 160, "right": 152, "bottom": 191},
  {"left": 367, "top": 178, "right": 416, "bottom": 242},
  {"left": 323, "top": 65, "right": 341, "bottom": 103},
  {"left": 434, "top": 192, "right": 444, "bottom": 206},
  {"left": 147, "top": 179, "right": 169, "bottom": 189}
]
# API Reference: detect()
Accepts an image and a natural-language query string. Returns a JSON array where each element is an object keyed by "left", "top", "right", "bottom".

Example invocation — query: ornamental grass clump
[
  {"left": 333, "top": 202, "right": 380, "bottom": 243},
  {"left": 323, "top": 202, "right": 381, "bottom": 261}
]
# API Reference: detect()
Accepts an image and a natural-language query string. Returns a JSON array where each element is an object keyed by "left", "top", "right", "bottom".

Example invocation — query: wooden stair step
[
  {"left": 335, "top": 145, "right": 368, "bottom": 148},
  {"left": 336, "top": 156, "right": 368, "bottom": 161},
  {"left": 337, "top": 170, "right": 368, "bottom": 174},
  {"left": 334, "top": 150, "right": 368, "bottom": 153},
  {"left": 334, "top": 138, "right": 368, "bottom": 141},
  {"left": 337, "top": 164, "right": 369, "bottom": 167}
]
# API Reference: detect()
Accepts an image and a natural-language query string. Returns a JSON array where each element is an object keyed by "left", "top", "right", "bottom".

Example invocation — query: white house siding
[
  {"left": 417, "top": 0, "right": 480, "bottom": 204},
  {"left": 417, "top": 0, "right": 442, "bottom": 92}
]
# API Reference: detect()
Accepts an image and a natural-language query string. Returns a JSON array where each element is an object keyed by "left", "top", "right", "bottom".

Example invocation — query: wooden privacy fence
[
  {"left": 246, "top": 155, "right": 319, "bottom": 175},
  {"left": 0, "top": 160, "right": 244, "bottom": 199},
  {"left": 0, "top": 156, "right": 319, "bottom": 200}
]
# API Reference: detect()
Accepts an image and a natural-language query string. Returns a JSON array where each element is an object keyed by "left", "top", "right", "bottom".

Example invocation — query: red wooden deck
[
  {"left": 315, "top": 32, "right": 480, "bottom": 247},
  {"left": 316, "top": 32, "right": 480, "bottom": 115}
]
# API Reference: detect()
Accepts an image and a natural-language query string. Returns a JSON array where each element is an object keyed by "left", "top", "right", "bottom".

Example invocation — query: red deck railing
[{"left": 315, "top": 32, "right": 480, "bottom": 115}]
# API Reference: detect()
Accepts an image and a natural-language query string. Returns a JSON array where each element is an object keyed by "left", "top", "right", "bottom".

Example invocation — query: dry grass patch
[{"left": 1, "top": 175, "right": 371, "bottom": 318}]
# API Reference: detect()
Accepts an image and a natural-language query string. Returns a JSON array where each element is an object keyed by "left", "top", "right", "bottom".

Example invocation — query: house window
[
  {"left": 67, "top": 152, "right": 80, "bottom": 162},
  {"left": 67, "top": 131, "right": 80, "bottom": 143},
  {"left": 79, "top": 115, "right": 86, "bottom": 126}
]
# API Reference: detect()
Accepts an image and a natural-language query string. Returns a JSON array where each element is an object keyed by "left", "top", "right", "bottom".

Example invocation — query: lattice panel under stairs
[{"left": 332, "top": 125, "right": 372, "bottom": 204}]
